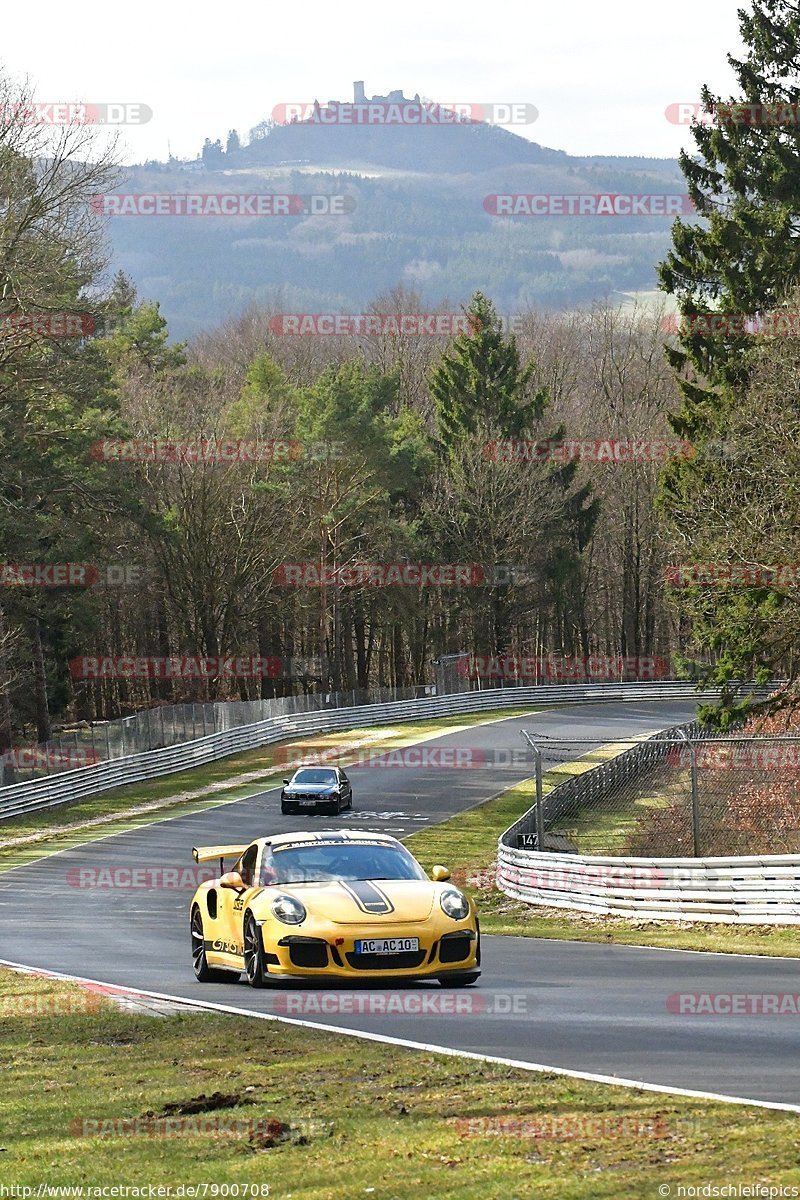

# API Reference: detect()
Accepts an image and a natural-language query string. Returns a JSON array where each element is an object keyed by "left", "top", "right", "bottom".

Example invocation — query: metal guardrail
[
  {"left": 496, "top": 847, "right": 800, "bottom": 924},
  {"left": 0, "top": 680, "right": 714, "bottom": 820}
]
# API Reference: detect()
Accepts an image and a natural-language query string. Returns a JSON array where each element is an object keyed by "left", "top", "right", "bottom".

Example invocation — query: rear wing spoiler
[{"left": 192, "top": 844, "right": 247, "bottom": 865}]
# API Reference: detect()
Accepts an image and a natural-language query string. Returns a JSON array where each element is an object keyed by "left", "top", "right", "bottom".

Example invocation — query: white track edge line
[{"left": 1, "top": 957, "right": 797, "bottom": 1115}]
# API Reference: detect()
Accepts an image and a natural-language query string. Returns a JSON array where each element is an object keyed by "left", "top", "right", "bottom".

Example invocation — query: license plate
[
  {"left": 299, "top": 798, "right": 318, "bottom": 806},
  {"left": 355, "top": 938, "right": 419, "bottom": 955}
]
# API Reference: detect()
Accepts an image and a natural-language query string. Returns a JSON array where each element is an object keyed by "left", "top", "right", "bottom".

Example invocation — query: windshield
[
  {"left": 291, "top": 768, "right": 338, "bottom": 785},
  {"left": 260, "top": 841, "right": 427, "bottom": 885}
]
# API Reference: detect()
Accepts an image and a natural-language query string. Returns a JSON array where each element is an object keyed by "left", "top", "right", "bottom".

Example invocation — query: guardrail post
[
  {"left": 521, "top": 730, "right": 545, "bottom": 850},
  {"left": 677, "top": 728, "right": 701, "bottom": 856}
]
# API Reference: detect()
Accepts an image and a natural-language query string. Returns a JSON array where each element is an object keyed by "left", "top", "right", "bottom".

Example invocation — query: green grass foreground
[{"left": 1, "top": 968, "right": 798, "bottom": 1197}]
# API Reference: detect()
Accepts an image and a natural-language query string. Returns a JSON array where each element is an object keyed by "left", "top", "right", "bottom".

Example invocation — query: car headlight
[
  {"left": 440, "top": 889, "right": 470, "bottom": 920},
  {"left": 271, "top": 895, "right": 307, "bottom": 925}
]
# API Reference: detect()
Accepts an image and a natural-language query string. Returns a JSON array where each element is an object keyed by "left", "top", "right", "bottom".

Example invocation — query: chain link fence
[
  {"left": 0, "top": 684, "right": 433, "bottom": 788},
  {"left": 514, "top": 728, "right": 800, "bottom": 858},
  {"left": 433, "top": 651, "right": 712, "bottom": 694}
]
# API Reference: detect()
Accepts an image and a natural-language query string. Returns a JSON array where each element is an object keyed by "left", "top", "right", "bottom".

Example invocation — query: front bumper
[
  {"left": 282, "top": 793, "right": 338, "bottom": 809},
  {"left": 261, "top": 922, "right": 479, "bottom": 980}
]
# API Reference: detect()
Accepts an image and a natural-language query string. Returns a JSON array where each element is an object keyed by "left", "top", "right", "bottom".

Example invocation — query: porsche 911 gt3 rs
[{"left": 189, "top": 830, "right": 480, "bottom": 987}]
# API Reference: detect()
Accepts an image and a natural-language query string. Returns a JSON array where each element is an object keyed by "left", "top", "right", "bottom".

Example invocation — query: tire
[
  {"left": 438, "top": 972, "right": 480, "bottom": 987},
  {"left": 243, "top": 913, "right": 269, "bottom": 988},
  {"left": 346, "top": 791, "right": 353, "bottom": 810},
  {"left": 190, "top": 907, "right": 231, "bottom": 983}
]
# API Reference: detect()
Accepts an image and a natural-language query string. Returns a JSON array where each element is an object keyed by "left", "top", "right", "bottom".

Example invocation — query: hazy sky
[{"left": 3, "top": 0, "right": 745, "bottom": 162}]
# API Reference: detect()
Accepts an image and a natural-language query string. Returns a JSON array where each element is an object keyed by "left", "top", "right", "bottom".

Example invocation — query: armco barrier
[
  {"left": 496, "top": 847, "right": 800, "bottom": 923},
  {"left": 0, "top": 681, "right": 714, "bottom": 821}
]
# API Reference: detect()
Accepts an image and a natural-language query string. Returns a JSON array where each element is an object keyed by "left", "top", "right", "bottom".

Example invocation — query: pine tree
[
  {"left": 429, "top": 293, "right": 547, "bottom": 453},
  {"left": 428, "top": 292, "right": 598, "bottom": 658},
  {"left": 659, "top": 0, "right": 800, "bottom": 427},
  {"left": 658, "top": 0, "right": 800, "bottom": 713}
]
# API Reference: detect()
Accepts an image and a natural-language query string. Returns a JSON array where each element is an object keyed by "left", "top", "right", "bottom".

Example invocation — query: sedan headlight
[
  {"left": 271, "top": 895, "right": 307, "bottom": 925},
  {"left": 440, "top": 889, "right": 470, "bottom": 920}
]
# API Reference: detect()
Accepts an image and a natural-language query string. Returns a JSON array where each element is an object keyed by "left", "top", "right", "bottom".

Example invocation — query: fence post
[
  {"left": 677, "top": 728, "right": 701, "bottom": 856},
  {"left": 521, "top": 731, "right": 545, "bottom": 850},
  {"left": 535, "top": 748, "right": 545, "bottom": 850}
]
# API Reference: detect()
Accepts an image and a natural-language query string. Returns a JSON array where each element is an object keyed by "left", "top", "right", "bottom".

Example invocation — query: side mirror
[
  {"left": 283, "top": 779, "right": 290, "bottom": 786},
  {"left": 431, "top": 865, "right": 451, "bottom": 882},
  {"left": 219, "top": 871, "right": 246, "bottom": 891}
]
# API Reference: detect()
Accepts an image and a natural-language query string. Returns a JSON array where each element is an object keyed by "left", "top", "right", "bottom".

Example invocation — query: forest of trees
[{"left": 2, "top": 0, "right": 800, "bottom": 751}]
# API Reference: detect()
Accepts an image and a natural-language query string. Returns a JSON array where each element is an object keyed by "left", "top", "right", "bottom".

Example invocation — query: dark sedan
[{"left": 280, "top": 767, "right": 353, "bottom": 815}]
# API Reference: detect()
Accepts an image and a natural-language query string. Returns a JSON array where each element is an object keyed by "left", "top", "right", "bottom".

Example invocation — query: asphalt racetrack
[{"left": 3, "top": 700, "right": 798, "bottom": 1109}]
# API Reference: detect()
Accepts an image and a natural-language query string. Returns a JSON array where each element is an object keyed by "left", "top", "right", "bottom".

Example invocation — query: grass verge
[
  {"left": 1, "top": 967, "right": 798, "bottom": 1197},
  {"left": 406, "top": 749, "right": 800, "bottom": 959}
]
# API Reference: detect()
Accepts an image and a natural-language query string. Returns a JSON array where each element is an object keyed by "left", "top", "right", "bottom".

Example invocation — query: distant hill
[{"left": 110, "top": 85, "right": 685, "bottom": 338}]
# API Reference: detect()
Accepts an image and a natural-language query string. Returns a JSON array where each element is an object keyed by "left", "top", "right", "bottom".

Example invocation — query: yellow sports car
[{"left": 190, "top": 830, "right": 480, "bottom": 987}]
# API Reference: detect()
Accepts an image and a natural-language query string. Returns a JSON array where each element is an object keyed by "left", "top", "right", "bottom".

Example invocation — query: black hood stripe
[{"left": 340, "top": 880, "right": 395, "bottom": 915}]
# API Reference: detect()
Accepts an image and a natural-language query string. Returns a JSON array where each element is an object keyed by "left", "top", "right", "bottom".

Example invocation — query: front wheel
[
  {"left": 243, "top": 914, "right": 269, "bottom": 988},
  {"left": 191, "top": 907, "right": 230, "bottom": 982}
]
